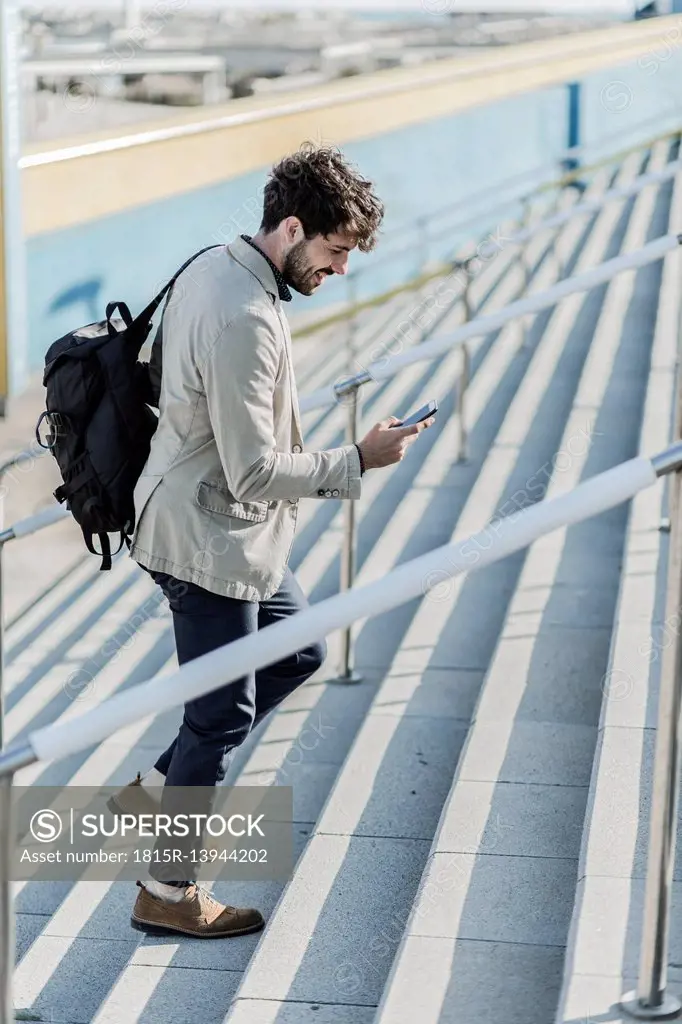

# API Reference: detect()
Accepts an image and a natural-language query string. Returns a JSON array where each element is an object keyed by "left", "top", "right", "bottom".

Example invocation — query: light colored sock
[
  {"left": 141, "top": 768, "right": 166, "bottom": 788},
  {"left": 143, "top": 879, "right": 187, "bottom": 903}
]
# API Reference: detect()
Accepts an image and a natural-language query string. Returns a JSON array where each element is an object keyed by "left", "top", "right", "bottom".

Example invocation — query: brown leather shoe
[
  {"left": 131, "top": 882, "right": 265, "bottom": 939},
  {"left": 107, "top": 773, "right": 161, "bottom": 820}
]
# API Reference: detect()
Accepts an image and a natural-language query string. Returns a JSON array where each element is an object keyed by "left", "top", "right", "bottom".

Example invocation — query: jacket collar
[{"left": 228, "top": 235, "right": 283, "bottom": 308}]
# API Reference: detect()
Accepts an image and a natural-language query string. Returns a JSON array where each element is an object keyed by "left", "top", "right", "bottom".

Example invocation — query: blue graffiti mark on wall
[{"left": 48, "top": 278, "right": 103, "bottom": 325}]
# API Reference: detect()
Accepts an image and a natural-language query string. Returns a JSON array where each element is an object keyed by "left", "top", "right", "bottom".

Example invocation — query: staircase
[{"left": 8, "top": 137, "right": 681, "bottom": 1024}]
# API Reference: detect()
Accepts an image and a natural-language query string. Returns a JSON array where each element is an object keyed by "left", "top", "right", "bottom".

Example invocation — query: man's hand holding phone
[{"left": 357, "top": 400, "right": 437, "bottom": 470}]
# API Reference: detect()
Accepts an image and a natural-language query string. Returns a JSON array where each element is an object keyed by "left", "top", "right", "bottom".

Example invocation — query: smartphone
[{"left": 391, "top": 399, "right": 439, "bottom": 428}]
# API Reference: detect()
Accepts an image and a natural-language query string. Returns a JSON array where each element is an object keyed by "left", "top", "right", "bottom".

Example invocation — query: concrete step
[
  {"left": 555, "top": 145, "right": 682, "bottom": 1024},
  {"left": 7, "top": 148, "right": 663, "bottom": 1024},
  {"left": 296, "top": 181, "right": 599, "bottom": 615},
  {"left": 375, "top": 141, "right": 677, "bottom": 1024},
  {"left": 4, "top": 204, "right": 525, "bottom": 764},
  {"left": 224, "top": 152, "right": 661, "bottom": 1020},
  {"left": 6, "top": 196, "right": 534, "bottom": 1024}
]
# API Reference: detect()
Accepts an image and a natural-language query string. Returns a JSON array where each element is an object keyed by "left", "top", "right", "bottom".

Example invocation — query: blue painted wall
[
  {"left": 582, "top": 44, "right": 682, "bottom": 151},
  {"left": 25, "top": 47, "right": 682, "bottom": 375}
]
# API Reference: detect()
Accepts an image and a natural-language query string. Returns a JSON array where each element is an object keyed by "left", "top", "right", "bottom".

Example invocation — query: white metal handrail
[
  {"left": 0, "top": 448, "right": 50, "bottom": 748},
  {"left": 302, "top": 232, "right": 681, "bottom": 414},
  {"left": 305, "top": 111, "right": 682, "bottom": 306},
  {"left": 0, "top": 503, "right": 70, "bottom": 545},
  {"left": 6, "top": 132, "right": 669, "bottom": 700},
  {"left": 299, "top": 132, "right": 681, "bottom": 360},
  {"left": 1, "top": 168, "right": 677, "bottom": 694},
  {"left": 301, "top": 201, "right": 682, "bottom": 413},
  {"left": 513, "top": 159, "right": 682, "bottom": 246},
  {"left": 0, "top": 443, "right": 680, "bottom": 1024},
  {"left": 0, "top": 106, "right": 676, "bottom": 1021},
  {"left": 367, "top": 233, "right": 680, "bottom": 380},
  {"left": 0, "top": 176, "right": 678, "bottom": 1022},
  {"left": 3, "top": 448, "right": 674, "bottom": 767},
  {"left": 365, "top": 135, "right": 680, "bottom": 276},
  {"left": 300, "top": 158, "right": 682, "bottom": 677},
  {"left": 0, "top": 504, "right": 72, "bottom": 748}
]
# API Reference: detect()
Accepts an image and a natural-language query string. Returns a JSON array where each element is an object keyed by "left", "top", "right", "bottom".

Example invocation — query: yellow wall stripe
[{"left": 22, "top": 16, "right": 682, "bottom": 237}]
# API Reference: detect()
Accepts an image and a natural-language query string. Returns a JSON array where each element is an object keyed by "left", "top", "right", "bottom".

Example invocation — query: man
[{"left": 116, "top": 144, "right": 434, "bottom": 938}]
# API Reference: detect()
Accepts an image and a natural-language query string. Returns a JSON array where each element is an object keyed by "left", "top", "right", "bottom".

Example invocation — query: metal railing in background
[
  {"left": 295, "top": 151, "right": 682, "bottom": 416},
  {"left": 0, "top": 450, "right": 33, "bottom": 749},
  {"left": 0, "top": 502, "right": 71, "bottom": 747},
  {"left": 330, "top": 142, "right": 638, "bottom": 390},
  {"left": 293, "top": 177, "right": 557, "bottom": 346},
  {"left": 293, "top": 116, "right": 682, "bottom": 347},
  {"left": 0, "top": 447, "right": 46, "bottom": 747},
  {"left": 0, "top": 458, "right": 70, "bottom": 1024},
  {"left": 0, "top": 441, "right": 679, "bottom": 1023},
  {"left": 622, "top": 455, "right": 682, "bottom": 1020},
  {"left": 620, "top": 229, "right": 682, "bottom": 1022},
  {"left": 0, "top": 88, "right": 675, "bottom": 1021},
  {"left": 0, "top": 170, "right": 676, "bottom": 697},
  {"left": 332, "top": 371, "right": 371, "bottom": 683},
  {"left": 0, "top": 147, "right": 678, "bottom": 1015},
  {"left": 518, "top": 195, "right": 534, "bottom": 350},
  {"left": 456, "top": 341, "right": 471, "bottom": 466},
  {"left": 301, "top": 232, "right": 682, "bottom": 416},
  {"left": 375, "top": 109, "right": 682, "bottom": 269},
  {"left": 301, "top": 224, "right": 682, "bottom": 680},
  {"left": 329, "top": 244, "right": 475, "bottom": 681}
]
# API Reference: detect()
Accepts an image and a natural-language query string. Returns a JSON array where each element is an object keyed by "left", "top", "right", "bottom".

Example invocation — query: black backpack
[{"left": 36, "top": 246, "right": 220, "bottom": 570}]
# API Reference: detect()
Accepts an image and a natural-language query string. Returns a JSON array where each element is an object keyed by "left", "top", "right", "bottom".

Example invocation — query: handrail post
[
  {"left": 0, "top": 450, "right": 34, "bottom": 751},
  {"left": 620, "top": 332, "right": 682, "bottom": 1019},
  {"left": 620, "top": 461, "right": 682, "bottom": 1020},
  {"left": 456, "top": 274, "right": 472, "bottom": 463},
  {"left": 333, "top": 380, "right": 363, "bottom": 684},
  {"left": 553, "top": 186, "right": 565, "bottom": 282},
  {"left": 456, "top": 342, "right": 471, "bottom": 465},
  {"left": 0, "top": 746, "right": 35, "bottom": 1024},
  {"left": 0, "top": 772, "right": 14, "bottom": 1024},
  {"left": 0, "top": 446, "right": 55, "bottom": 751},
  {"left": 461, "top": 266, "right": 472, "bottom": 326},
  {"left": 519, "top": 195, "right": 533, "bottom": 350}
]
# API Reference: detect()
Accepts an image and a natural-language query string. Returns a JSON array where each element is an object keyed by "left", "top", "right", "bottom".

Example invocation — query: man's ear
[{"left": 282, "top": 217, "right": 303, "bottom": 244}]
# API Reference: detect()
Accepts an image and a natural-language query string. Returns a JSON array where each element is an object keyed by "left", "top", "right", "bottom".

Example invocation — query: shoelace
[{"left": 191, "top": 885, "right": 237, "bottom": 913}]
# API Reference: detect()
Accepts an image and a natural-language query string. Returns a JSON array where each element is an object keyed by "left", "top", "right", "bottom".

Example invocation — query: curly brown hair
[{"left": 261, "top": 143, "right": 385, "bottom": 253}]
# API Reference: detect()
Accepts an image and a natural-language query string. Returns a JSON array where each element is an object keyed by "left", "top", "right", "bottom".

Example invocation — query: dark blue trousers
[{"left": 149, "top": 568, "right": 327, "bottom": 789}]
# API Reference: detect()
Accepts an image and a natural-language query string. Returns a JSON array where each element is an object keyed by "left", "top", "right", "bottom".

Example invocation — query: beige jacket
[{"left": 129, "top": 237, "right": 362, "bottom": 601}]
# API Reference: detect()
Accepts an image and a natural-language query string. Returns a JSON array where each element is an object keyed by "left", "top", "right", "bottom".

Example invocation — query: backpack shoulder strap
[{"left": 135, "top": 245, "right": 224, "bottom": 327}]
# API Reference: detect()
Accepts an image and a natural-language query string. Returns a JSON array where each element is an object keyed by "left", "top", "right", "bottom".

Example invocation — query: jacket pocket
[{"left": 195, "top": 481, "right": 268, "bottom": 523}]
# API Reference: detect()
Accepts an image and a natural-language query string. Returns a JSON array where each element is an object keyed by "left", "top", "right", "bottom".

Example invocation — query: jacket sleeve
[{"left": 200, "top": 310, "right": 362, "bottom": 503}]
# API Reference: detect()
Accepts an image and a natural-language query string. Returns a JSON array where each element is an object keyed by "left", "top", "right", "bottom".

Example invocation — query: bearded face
[{"left": 282, "top": 232, "right": 354, "bottom": 295}]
